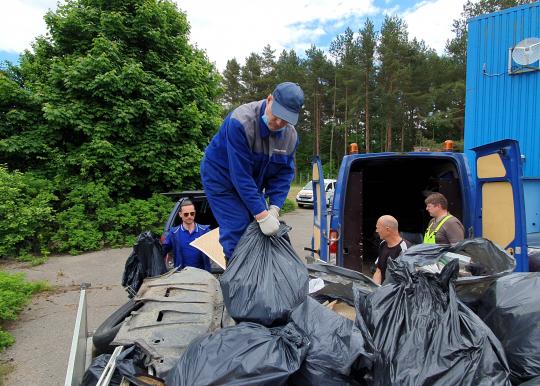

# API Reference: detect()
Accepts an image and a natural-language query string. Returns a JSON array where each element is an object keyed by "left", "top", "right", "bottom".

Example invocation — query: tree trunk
[
  {"left": 344, "top": 87, "right": 348, "bottom": 156},
  {"left": 386, "top": 116, "right": 392, "bottom": 152},
  {"left": 365, "top": 71, "right": 370, "bottom": 153}
]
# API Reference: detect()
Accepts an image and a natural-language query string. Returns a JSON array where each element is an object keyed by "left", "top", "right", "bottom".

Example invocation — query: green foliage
[
  {"left": 281, "top": 198, "right": 296, "bottom": 214},
  {"left": 0, "top": 271, "right": 49, "bottom": 350},
  {"left": 52, "top": 183, "right": 173, "bottom": 254},
  {"left": 0, "top": 167, "right": 57, "bottom": 258},
  {"left": 222, "top": 5, "right": 539, "bottom": 172},
  {"left": 0, "top": 0, "right": 223, "bottom": 257},
  {"left": 2, "top": 0, "right": 222, "bottom": 197}
]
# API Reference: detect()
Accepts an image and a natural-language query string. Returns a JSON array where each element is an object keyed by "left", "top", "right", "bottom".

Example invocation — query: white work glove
[
  {"left": 269, "top": 205, "right": 280, "bottom": 219},
  {"left": 257, "top": 212, "right": 280, "bottom": 236}
]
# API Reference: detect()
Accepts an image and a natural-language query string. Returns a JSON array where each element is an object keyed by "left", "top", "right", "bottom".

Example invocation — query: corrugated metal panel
[{"left": 465, "top": 2, "right": 540, "bottom": 178}]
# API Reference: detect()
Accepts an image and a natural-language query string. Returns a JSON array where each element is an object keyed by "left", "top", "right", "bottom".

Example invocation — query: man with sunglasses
[
  {"left": 162, "top": 200, "right": 212, "bottom": 271},
  {"left": 201, "top": 82, "right": 304, "bottom": 261}
]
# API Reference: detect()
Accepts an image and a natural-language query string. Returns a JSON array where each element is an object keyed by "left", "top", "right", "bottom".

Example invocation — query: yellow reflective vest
[{"left": 423, "top": 214, "right": 452, "bottom": 244}]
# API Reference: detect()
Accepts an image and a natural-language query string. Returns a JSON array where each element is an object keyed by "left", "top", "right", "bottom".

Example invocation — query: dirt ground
[{"left": 0, "top": 208, "right": 313, "bottom": 385}]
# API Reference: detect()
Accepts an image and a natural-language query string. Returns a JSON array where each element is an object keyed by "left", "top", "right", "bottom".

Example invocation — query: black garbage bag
[
  {"left": 356, "top": 259, "right": 511, "bottom": 386},
  {"left": 220, "top": 222, "right": 309, "bottom": 326},
  {"left": 122, "top": 231, "right": 167, "bottom": 296},
  {"left": 529, "top": 248, "right": 540, "bottom": 272},
  {"left": 311, "top": 282, "right": 355, "bottom": 305},
  {"left": 477, "top": 273, "right": 540, "bottom": 384},
  {"left": 165, "top": 321, "right": 309, "bottom": 386},
  {"left": 288, "top": 297, "right": 375, "bottom": 386},
  {"left": 395, "top": 238, "right": 515, "bottom": 305},
  {"left": 518, "top": 375, "right": 540, "bottom": 385},
  {"left": 307, "top": 263, "right": 379, "bottom": 306},
  {"left": 114, "top": 345, "right": 166, "bottom": 386},
  {"left": 81, "top": 354, "right": 122, "bottom": 386}
]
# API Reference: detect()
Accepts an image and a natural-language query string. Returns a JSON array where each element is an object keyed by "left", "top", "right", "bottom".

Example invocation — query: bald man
[{"left": 373, "top": 215, "right": 412, "bottom": 284}]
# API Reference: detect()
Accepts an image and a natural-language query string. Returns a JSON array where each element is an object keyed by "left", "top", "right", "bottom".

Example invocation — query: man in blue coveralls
[
  {"left": 162, "top": 200, "right": 212, "bottom": 271},
  {"left": 201, "top": 82, "right": 304, "bottom": 261}
]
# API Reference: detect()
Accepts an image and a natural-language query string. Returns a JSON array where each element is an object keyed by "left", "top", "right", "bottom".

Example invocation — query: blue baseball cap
[{"left": 271, "top": 82, "right": 304, "bottom": 125}]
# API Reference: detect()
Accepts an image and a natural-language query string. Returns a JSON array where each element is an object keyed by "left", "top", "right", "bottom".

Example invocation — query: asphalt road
[{"left": 0, "top": 207, "right": 314, "bottom": 385}]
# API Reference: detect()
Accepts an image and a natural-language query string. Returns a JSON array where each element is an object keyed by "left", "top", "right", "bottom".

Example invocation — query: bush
[
  {"left": 0, "top": 175, "right": 173, "bottom": 257},
  {"left": 98, "top": 194, "right": 173, "bottom": 247},
  {"left": 281, "top": 198, "right": 296, "bottom": 214},
  {"left": 0, "top": 271, "right": 49, "bottom": 350},
  {"left": 0, "top": 167, "right": 57, "bottom": 258},
  {"left": 53, "top": 183, "right": 173, "bottom": 254}
]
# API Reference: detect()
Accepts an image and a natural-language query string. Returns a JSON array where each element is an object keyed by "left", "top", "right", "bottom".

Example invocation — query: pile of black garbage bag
[
  {"left": 166, "top": 222, "right": 375, "bottom": 386},
  {"left": 122, "top": 231, "right": 167, "bottom": 296},
  {"left": 108, "top": 227, "right": 538, "bottom": 385},
  {"left": 394, "top": 238, "right": 516, "bottom": 306},
  {"left": 357, "top": 258, "right": 511, "bottom": 385}
]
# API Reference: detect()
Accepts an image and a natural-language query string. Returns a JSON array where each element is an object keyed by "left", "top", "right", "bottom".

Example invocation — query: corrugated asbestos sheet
[{"left": 465, "top": 2, "right": 540, "bottom": 177}]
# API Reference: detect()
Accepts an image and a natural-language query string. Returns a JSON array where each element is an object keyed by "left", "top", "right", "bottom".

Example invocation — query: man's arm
[
  {"left": 225, "top": 118, "right": 267, "bottom": 216},
  {"left": 373, "top": 268, "right": 382, "bottom": 285},
  {"left": 162, "top": 231, "right": 172, "bottom": 257}
]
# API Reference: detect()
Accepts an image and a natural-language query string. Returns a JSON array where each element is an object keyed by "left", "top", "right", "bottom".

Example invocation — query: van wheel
[{"left": 92, "top": 299, "right": 142, "bottom": 354}]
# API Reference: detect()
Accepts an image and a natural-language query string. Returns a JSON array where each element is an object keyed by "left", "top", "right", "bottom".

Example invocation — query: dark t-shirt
[{"left": 375, "top": 239, "right": 412, "bottom": 283}]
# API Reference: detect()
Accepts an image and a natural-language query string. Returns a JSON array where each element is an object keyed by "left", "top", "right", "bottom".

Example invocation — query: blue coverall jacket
[
  {"left": 201, "top": 100, "right": 297, "bottom": 259},
  {"left": 162, "top": 223, "right": 212, "bottom": 271}
]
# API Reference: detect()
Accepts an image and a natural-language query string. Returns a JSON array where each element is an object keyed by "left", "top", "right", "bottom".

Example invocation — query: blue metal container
[{"left": 465, "top": 2, "right": 540, "bottom": 233}]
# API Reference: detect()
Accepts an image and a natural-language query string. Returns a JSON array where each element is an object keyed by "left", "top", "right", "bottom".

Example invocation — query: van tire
[{"left": 92, "top": 299, "right": 141, "bottom": 354}]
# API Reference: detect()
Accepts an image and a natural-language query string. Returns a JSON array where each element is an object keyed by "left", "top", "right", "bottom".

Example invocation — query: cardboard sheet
[{"left": 190, "top": 227, "right": 226, "bottom": 269}]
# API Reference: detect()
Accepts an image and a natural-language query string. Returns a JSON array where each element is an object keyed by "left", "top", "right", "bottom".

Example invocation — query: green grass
[
  {"left": 281, "top": 198, "right": 296, "bottom": 214},
  {"left": 0, "top": 272, "right": 50, "bottom": 351}
]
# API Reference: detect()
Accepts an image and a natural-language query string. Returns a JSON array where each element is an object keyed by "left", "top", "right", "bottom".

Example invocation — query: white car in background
[{"left": 296, "top": 179, "right": 336, "bottom": 208}]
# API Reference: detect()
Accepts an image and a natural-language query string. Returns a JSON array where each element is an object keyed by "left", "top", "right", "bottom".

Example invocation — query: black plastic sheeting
[
  {"left": 81, "top": 354, "right": 122, "bottom": 386},
  {"left": 477, "top": 273, "right": 540, "bottom": 385},
  {"left": 307, "top": 263, "right": 379, "bottom": 305},
  {"left": 122, "top": 231, "right": 167, "bottom": 296},
  {"left": 355, "top": 259, "right": 511, "bottom": 386},
  {"left": 395, "top": 238, "right": 515, "bottom": 305},
  {"left": 529, "top": 248, "right": 540, "bottom": 272},
  {"left": 311, "top": 282, "right": 355, "bottom": 305},
  {"left": 288, "top": 297, "right": 374, "bottom": 386},
  {"left": 165, "top": 321, "right": 309, "bottom": 386},
  {"left": 81, "top": 346, "right": 164, "bottom": 386},
  {"left": 220, "top": 222, "right": 309, "bottom": 326}
]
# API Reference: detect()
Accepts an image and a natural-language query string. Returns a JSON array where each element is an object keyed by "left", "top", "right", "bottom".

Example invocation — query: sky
[{"left": 0, "top": 0, "right": 467, "bottom": 71}]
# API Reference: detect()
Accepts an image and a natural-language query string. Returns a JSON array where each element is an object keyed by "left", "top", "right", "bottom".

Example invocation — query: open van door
[
  {"left": 310, "top": 156, "right": 328, "bottom": 262},
  {"left": 473, "top": 139, "right": 527, "bottom": 271}
]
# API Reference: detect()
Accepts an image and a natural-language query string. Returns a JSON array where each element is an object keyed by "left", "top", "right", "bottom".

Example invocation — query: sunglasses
[{"left": 182, "top": 212, "right": 195, "bottom": 217}]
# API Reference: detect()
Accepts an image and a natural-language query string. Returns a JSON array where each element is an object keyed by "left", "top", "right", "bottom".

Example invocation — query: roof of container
[{"left": 468, "top": 2, "right": 539, "bottom": 23}]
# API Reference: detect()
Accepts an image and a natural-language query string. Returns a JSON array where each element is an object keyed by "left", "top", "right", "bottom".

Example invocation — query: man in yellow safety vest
[{"left": 423, "top": 193, "right": 465, "bottom": 245}]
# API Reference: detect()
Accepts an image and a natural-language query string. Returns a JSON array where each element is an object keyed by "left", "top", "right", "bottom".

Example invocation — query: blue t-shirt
[{"left": 162, "top": 223, "right": 211, "bottom": 272}]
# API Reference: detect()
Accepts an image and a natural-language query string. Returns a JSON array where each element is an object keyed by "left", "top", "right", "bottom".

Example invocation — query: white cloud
[
  {"left": 0, "top": 0, "right": 58, "bottom": 52},
  {"left": 0, "top": 0, "right": 467, "bottom": 70},
  {"left": 176, "top": 0, "right": 378, "bottom": 70},
  {"left": 403, "top": 0, "right": 465, "bottom": 54}
]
